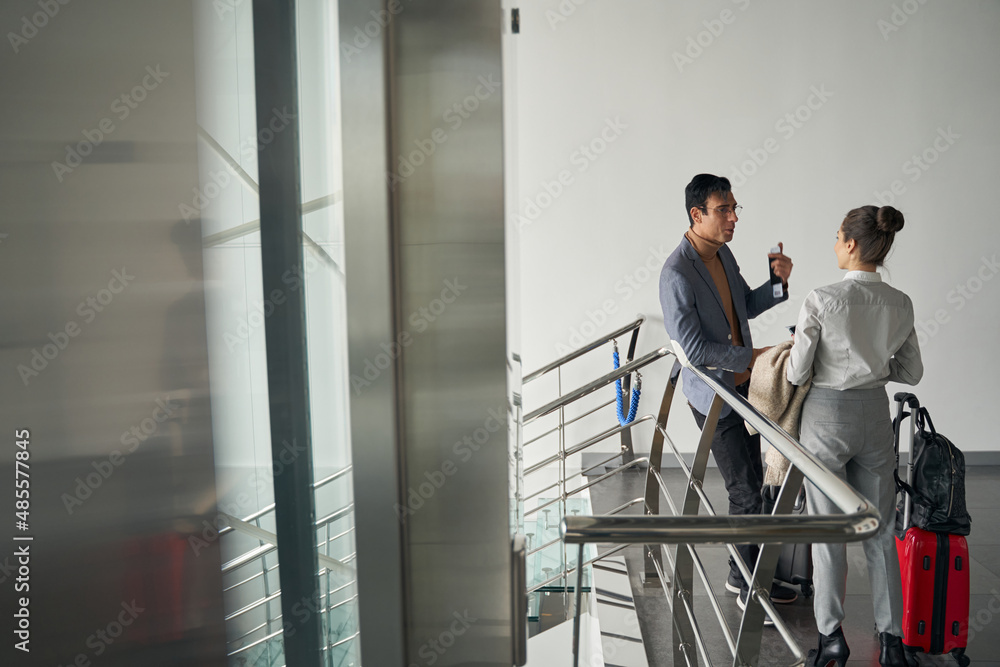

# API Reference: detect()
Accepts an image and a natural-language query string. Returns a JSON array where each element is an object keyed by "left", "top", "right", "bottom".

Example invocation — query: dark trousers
[{"left": 689, "top": 381, "right": 763, "bottom": 584}]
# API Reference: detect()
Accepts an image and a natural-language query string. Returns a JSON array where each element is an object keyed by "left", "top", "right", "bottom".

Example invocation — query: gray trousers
[{"left": 800, "top": 386, "right": 904, "bottom": 636}]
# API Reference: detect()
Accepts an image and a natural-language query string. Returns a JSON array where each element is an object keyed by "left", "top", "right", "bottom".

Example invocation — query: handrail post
[
  {"left": 559, "top": 366, "right": 569, "bottom": 601},
  {"left": 619, "top": 417, "right": 635, "bottom": 467},
  {"left": 672, "top": 393, "right": 723, "bottom": 665},
  {"left": 644, "top": 376, "right": 677, "bottom": 585},
  {"left": 618, "top": 325, "right": 642, "bottom": 466},
  {"left": 571, "top": 544, "right": 586, "bottom": 667},
  {"left": 734, "top": 465, "right": 806, "bottom": 663}
]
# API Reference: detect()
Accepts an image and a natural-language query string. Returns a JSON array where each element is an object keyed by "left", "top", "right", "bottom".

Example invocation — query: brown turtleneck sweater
[{"left": 684, "top": 230, "right": 750, "bottom": 386}]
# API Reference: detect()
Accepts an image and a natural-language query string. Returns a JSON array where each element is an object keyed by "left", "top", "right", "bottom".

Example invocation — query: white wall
[{"left": 516, "top": 0, "right": 1000, "bottom": 457}]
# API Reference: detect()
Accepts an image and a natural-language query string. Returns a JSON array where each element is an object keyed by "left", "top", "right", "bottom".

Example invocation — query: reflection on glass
[
  {"left": 297, "top": 0, "right": 359, "bottom": 663},
  {"left": 193, "top": 0, "right": 357, "bottom": 663}
]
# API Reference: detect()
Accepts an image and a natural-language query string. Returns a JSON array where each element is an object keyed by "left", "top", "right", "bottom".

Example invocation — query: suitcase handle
[{"left": 893, "top": 393, "right": 920, "bottom": 531}]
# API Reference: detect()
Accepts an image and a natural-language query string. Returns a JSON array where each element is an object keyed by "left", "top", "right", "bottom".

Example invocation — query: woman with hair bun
[{"left": 787, "top": 205, "right": 922, "bottom": 667}]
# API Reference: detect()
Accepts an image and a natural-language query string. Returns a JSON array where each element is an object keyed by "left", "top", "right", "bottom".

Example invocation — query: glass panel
[
  {"left": 194, "top": 1, "right": 360, "bottom": 665},
  {"left": 296, "top": 1, "right": 359, "bottom": 664},
  {"left": 194, "top": 2, "right": 357, "bottom": 664},
  {"left": 191, "top": 1, "right": 289, "bottom": 663}
]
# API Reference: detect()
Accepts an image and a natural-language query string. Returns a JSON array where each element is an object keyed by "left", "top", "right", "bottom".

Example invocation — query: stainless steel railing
[
  {"left": 519, "top": 316, "right": 669, "bottom": 617},
  {"left": 523, "top": 317, "right": 646, "bottom": 384},
  {"left": 561, "top": 339, "right": 881, "bottom": 667},
  {"left": 221, "top": 465, "right": 359, "bottom": 666}
]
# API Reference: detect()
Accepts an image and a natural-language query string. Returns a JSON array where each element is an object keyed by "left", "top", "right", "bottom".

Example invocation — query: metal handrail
[
  {"left": 219, "top": 464, "right": 354, "bottom": 537},
  {"left": 648, "top": 372, "right": 805, "bottom": 666},
  {"left": 528, "top": 543, "right": 630, "bottom": 592},
  {"left": 647, "top": 421, "right": 806, "bottom": 661},
  {"left": 524, "top": 347, "right": 670, "bottom": 423},
  {"left": 560, "top": 339, "right": 883, "bottom": 667},
  {"left": 562, "top": 511, "right": 877, "bottom": 545},
  {"left": 222, "top": 513, "right": 355, "bottom": 579},
  {"left": 220, "top": 463, "right": 358, "bottom": 663},
  {"left": 564, "top": 348, "right": 880, "bottom": 541},
  {"left": 519, "top": 316, "right": 654, "bottom": 628},
  {"left": 525, "top": 457, "right": 648, "bottom": 518},
  {"left": 669, "top": 340, "right": 879, "bottom": 529},
  {"left": 523, "top": 398, "right": 615, "bottom": 447},
  {"left": 524, "top": 415, "right": 655, "bottom": 475},
  {"left": 523, "top": 316, "right": 644, "bottom": 383}
]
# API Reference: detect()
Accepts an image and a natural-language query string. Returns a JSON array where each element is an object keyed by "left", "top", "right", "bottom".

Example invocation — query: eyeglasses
[{"left": 700, "top": 204, "right": 743, "bottom": 216}]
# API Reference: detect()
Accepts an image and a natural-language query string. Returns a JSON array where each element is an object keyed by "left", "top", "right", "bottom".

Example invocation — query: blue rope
[{"left": 613, "top": 350, "right": 641, "bottom": 425}]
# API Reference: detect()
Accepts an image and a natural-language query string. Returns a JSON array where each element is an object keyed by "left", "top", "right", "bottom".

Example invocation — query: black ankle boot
[
  {"left": 807, "top": 626, "right": 850, "bottom": 667},
  {"left": 878, "top": 632, "right": 913, "bottom": 667}
]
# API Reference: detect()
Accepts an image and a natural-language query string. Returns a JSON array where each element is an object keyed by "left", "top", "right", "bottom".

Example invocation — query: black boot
[
  {"left": 807, "top": 626, "right": 849, "bottom": 667},
  {"left": 878, "top": 632, "right": 914, "bottom": 667}
]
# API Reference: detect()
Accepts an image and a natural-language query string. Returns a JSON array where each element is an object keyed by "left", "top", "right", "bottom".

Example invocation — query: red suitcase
[
  {"left": 893, "top": 393, "right": 971, "bottom": 667},
  {"left": 895, "top": 527, "right": 969, "bottom": 660}
]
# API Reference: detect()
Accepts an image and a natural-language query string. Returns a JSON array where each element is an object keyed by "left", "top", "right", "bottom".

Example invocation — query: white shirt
[{"left": 787, "top": 271, "right": 923, "bottom": 390}]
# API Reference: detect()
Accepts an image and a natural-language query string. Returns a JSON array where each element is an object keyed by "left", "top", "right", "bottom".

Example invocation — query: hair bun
[{"left": 876, "top": 206, "right": 904, "bottom": 234}]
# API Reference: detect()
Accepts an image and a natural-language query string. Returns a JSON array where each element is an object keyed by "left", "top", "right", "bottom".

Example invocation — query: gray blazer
[{"left": 659, "top": 236, "right": 787, "bottom": 417}]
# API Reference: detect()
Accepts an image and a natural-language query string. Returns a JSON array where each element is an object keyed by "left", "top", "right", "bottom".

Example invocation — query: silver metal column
[
  {"left": 339, "top": 0, "right": 408, "bottom": 664},
  {"left": 341, "top": 1, "right": 511, "bottom": 664}
]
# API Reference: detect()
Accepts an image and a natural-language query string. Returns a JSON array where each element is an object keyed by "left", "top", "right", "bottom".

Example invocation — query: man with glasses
[{"left": 659, "top": 173, "right": 796, "bottom": 615}]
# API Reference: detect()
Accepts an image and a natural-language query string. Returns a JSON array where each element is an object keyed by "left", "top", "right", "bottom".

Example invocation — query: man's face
[{"left": 691, "top": 191, "right": 739, "bottom": 244}]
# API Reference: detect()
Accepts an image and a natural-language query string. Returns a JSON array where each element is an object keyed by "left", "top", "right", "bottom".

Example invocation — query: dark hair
[
  {"left": 685, "top": 174, "right": 731, "bottom": 226},
  {"left": 840, "top": 205, "right": 905, "bottom": 266}
]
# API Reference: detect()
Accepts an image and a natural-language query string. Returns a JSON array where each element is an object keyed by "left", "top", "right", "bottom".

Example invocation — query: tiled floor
[{"left": 589, "top": 466, "right": 1000, "bottom": 666}]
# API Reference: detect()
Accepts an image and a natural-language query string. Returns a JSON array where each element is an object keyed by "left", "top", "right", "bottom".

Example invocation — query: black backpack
[{"left": 894, "top": 404, "right": 972, "bottom": 536}]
